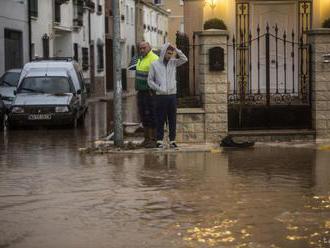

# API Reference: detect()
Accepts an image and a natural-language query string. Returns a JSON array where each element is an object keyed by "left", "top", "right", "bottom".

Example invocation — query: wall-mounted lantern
[{"left": 42, "top": 34, "right": 50, "bottom": 59}]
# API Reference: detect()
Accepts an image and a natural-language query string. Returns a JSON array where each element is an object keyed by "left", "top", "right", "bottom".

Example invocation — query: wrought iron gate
[{"left": 228, "top": 1, "right": 312, "bottom": 130}]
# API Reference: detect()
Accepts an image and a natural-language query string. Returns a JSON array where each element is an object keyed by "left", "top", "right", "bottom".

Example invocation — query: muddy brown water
[{"left": 0, "top": 100, "right": 330, "bottom": 248}]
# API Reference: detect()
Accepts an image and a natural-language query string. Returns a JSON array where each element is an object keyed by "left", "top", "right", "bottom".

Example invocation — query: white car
[{"left": 7, "top": 58, "right": 88, "bottom": 128}]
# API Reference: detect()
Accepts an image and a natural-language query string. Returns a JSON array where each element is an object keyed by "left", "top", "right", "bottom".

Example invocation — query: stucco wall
[
  {"left": 31, "top": 0, "right": 54, "bottom": 58},
  {"left": 164, "top": 0, "right": 184, "bottom": 44},
  {"left": 313, "top": 0, "right": 330, "bottom": 28},
  {"left": 0, "top": 0, "right": 29, "bottom": 74},
  {"left": 142, "top": 5, "right": 168, "bottom": 49}
]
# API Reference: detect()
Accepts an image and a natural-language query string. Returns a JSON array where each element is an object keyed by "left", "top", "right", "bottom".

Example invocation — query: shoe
[
  {"left": 144, "top": 140, "right": 156, "bottom": 148},
  {"left": 169, "top": 141, "right": 178, "bottom": 148},
  {"left": 139, "top": 127, "right": 150, "bottom": 147},
  {"left": 156, "top": 141, "right": 164, "bottom": 148}
]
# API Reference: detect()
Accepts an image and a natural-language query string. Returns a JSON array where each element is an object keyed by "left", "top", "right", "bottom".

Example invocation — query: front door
[
  {"left": 4, "top": 29, "right": 23, "bottom": 70},
  {"left": 105, "top": 38, "right": 114, "bottom": 91},
  {"left": 251, "top": 2, "right": 298, "bottom": 94}
]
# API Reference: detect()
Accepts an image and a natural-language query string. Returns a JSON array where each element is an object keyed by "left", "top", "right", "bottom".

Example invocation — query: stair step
[{"left": 229, "top": 129, "right": 315, "bottom": 142}]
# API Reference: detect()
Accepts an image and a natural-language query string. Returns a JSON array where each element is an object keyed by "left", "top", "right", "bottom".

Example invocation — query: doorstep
[{"left": 229, "top": 129, "right": 316, "bottom": 142}]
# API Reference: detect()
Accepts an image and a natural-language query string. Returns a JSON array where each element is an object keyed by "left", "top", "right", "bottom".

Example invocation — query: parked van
[{"left": 7, "top": 58, "right": 88, "bottom": 128}]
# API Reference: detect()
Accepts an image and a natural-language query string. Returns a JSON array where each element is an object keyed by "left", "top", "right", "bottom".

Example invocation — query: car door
[{"left": 74, "top": 65, "right": 87, "bottom": 111}]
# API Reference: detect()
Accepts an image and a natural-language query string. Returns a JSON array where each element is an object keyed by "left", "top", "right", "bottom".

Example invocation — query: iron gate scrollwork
[{"left": 228, "top": 1, "right": 312, "bottom": 130}]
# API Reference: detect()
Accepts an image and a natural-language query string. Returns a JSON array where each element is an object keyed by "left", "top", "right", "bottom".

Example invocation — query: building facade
[
  {"left": 0, "top": 0, "right": 30, "bottom": 75},
  {"left": 121, "top": 0, "right": 136, "bottom": 92},
  {"left": 136, "top": 0, "right": 169, "bottom": 50},
  {"left": 104, "top": 0, "right": 168, "bottom": 94},
  {"left": 30, "top": 0, "right": 106, "bottom": 96},
  {"left": 174, "top": 0, "right": 330, "bottom": 141},
  {"left": 104, "top": 0, "right": 136, "bottom": 93},
  {"left": 160, "top": 0, "right": 184, "bottom": 44}
]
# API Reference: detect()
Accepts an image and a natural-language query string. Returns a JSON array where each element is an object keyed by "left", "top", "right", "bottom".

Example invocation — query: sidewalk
[
  {"left": 79, "top": 137, "right": 330, "bottom": 155},
  {"left": 87, "top": 91, "right": 137, "bottom": 103},
  {"left": 79, "top": 136, "right": 221, "bottom": 154}
]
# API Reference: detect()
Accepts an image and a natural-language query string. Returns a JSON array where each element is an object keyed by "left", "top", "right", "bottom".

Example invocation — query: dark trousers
[
  {"left": 156, "top": 95, "right": 177, "bottom": 142},
  {"left": 137, "top": 91, "right": 156, "bottom": 128}
]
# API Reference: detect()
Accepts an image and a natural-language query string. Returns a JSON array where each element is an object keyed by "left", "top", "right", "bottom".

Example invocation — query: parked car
[
  {"left": 0, "top": 69, "right": 21, "bottom": 108},
  {"left": 7, "top": 58, "right": 88, "bottom": 128},
  {"left": 0, "top": 98, "right": 5, "bottom": 130}
]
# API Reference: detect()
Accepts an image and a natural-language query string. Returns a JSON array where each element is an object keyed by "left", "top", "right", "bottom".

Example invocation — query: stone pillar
[
  {"left": 196, "top": 30, "right": 228, "bottom": 143},
  {"left": 308, "top": 29, "right": 330, "bottom": 139}
]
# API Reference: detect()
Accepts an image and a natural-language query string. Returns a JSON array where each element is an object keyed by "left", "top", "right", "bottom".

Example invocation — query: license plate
[{"left": 28, "top": 114, "right": 52, "bottom": 120}]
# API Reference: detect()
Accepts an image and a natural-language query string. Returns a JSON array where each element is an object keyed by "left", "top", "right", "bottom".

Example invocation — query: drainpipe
[
  {"left": 88, "top": 7, "right": 91, "bottom": 43},
  {"left": 88, "top": 4, "right": 95, "bottom": 95},
  {"left": 27, "top": 0, "right": 32, "bottom": 61},
  {"left": 135, "top": 0, "right": 139, "bottom": 45}
]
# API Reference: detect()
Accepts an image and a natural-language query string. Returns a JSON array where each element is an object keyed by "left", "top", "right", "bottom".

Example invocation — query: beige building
[
  {"left": 163, "top": 0, "right": 184, "bottom": 44},
  {"left": 184, "top": 0, "right": 330, "bottom": 43},
  {"left": 175, "top": 0, "right": 330, "bottom": 140},
  {"left": 184, "top": 0, "right": 330, "bottom": 97},
  {"left": 135, "top": 0, "right": 169, "bottom": 48}
]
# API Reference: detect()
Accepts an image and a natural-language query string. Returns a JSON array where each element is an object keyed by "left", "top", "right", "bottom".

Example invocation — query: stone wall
[
  {"left": 176, "top": 30, "right": 229, "bottom": 144},
  {"left": 176, "top": 108, "right": 205, "bottom": 143},
  {"left": 196, "top": 30, "right": 229, "bottom": 143},
  {"left": 308, "top": 29, "right": 330, "bottom": 139}
]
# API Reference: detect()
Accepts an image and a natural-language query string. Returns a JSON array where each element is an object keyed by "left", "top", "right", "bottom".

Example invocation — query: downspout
[
  {"left": 135, "top": 0, "right": 138, "bottom": 45},
  {"left": 27, "top": 0, "right": 32, "bottom": 61},
  {"left": 135, "top": 0, "right": 139, "bottom": 45},
  {"left": 88, "top": 5, "right": 94, "bottom": 94},
  {"left": 88, "top": 7, "right": 91, "bottom": 43}
]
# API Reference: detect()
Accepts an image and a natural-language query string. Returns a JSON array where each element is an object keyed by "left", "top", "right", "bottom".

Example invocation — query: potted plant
[
  {"left": 204, "top": 18, "right": 227, "bottom": 30},
  {"left": 322, "top": 18, "right": 330, "bottom": 28}
]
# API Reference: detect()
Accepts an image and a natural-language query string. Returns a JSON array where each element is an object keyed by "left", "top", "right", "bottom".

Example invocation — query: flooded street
[{"left": 0, "top": 100, "right": 330, "bottom": 248}]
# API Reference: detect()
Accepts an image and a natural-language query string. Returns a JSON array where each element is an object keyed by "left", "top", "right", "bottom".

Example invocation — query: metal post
[
  {"left": 192, "top": 33, "right": 196, "bottom": 96},
  {"left": 265, "top": 24, "right": 270, "bottom": 107},
  {"left": 28, "top": 0, "right": 32, "bottom": 61},
  {"left": 112, "top": 0, "right": 123, "bottom": 146}
]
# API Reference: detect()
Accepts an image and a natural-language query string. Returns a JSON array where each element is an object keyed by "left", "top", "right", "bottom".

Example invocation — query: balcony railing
[{"left": 84, "top": 0, "right": 95, "bottom": 12}]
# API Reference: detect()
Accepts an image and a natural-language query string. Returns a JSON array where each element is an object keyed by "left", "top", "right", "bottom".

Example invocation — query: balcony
[
  {"left": 84, "top": 0, "right": 95, "bottom": 12},
  {"left": 73, "top": 18, "right": 83, "bottom": 27},
  {"left": 55, "top": 0, "right": 69, "bottom": 4}
]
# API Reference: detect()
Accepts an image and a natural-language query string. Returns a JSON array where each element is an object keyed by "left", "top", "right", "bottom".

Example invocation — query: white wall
[
  {"left": 91, "top": 0, "right": 106, "bottom": 79},
  {"left": 54, "top": 33, "right": 73, "bottom": 57},
  {"left": 72, "top": 9, "right": 90, "bottom": 80},
  {"left": 142, "top": 5, "right": 168, "bottom": 50},
  {"left": 57, "top": 1, "right": 73, "bottom": 29},
  {"left": 31, "top": 0, "right": 54, "bottom": 58},
  {"left": 120, "top": 0, "right": 135, "bottom": 69},
  {"left": 0, "top": 0, "right": 29, "bottom": 74}
]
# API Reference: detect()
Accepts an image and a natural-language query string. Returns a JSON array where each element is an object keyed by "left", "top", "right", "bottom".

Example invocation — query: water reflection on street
[{"left": 0, "top": 99, "right": 329, "bottom": 248}]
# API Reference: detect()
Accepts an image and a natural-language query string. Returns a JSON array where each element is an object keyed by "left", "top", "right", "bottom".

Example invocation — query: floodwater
[{"left": 0, "top": 99, "right": 330, "bottom": 248}]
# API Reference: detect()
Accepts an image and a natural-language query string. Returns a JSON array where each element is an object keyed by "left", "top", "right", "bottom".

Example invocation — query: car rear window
[
  {"left": 18, "top": 77, "right": 74, "bottom": 94},
  {"left": 0, "top": 72, "right": 20, "bottom": 87}
]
